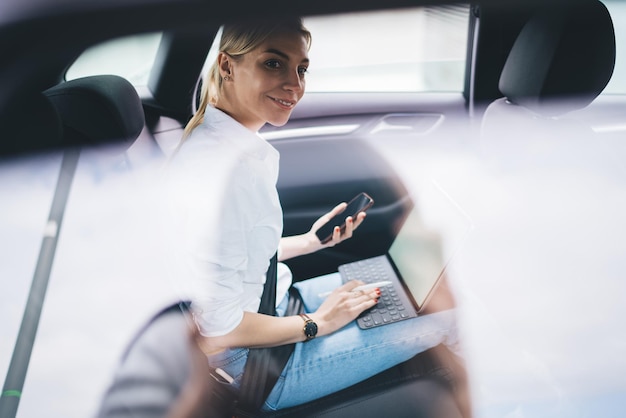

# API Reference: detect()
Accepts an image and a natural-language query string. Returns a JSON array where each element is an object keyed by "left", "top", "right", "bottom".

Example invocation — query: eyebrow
[{"left": 264, "top": 48, "right": 309, "bottom": 64}]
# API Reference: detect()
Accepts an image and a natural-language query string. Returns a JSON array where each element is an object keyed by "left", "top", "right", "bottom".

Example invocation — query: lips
[{"left": 269, "top": 96, "right": 296, "bottom": 109}]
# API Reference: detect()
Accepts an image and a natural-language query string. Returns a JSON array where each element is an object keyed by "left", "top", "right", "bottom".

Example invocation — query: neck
[{"left": 214, "top": 99, "right": 264, "bottom": 133}]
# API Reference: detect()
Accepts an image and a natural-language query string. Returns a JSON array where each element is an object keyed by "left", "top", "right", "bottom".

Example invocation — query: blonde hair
[{"left": 181, "top": 17, "right": 311, "bottom": 140}]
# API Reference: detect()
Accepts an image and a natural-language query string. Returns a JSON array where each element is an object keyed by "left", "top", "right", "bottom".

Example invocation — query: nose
[{"left": 284, "top": 69, "right": 304, "bottom": 93}]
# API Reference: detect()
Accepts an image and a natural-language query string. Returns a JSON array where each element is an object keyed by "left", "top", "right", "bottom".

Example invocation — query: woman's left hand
[{"left": 310, "top": 202, "right": 367, "bottom": 248}]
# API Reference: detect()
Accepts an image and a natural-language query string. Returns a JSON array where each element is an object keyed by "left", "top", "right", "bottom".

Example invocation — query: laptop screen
[{"left": 388, "top": 206, "right": 444, "bottom": 307}]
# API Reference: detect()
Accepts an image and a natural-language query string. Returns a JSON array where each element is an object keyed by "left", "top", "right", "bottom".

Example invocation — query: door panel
[
  {"left": 276, "top": 135, "right": 412, "bottom": 280},
  {"left": 273, "top": 93, "right": 469, "bottom": 280}
]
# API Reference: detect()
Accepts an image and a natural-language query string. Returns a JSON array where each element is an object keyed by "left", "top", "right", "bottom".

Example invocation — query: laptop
[{"left": 338, "top": 190, "right": 469, "bottom": 329}]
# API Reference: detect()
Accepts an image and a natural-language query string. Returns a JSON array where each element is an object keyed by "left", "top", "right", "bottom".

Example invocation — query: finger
[
  {"left": 330, "top": 202, "right": 348, "bottom": 216},
  {"left": 342, "top": 216, "right": 354, "bottom": 238},
  {"left": 352, "top": 212, "right": 366, "bottom": 230},
  {"left": 323, "top": 203, "right": 347, "bottom": 226},
  {"left": 346, "top": 287, "right": 379, "bottom": 306},
  {"left": 328, "top": 217, "right": 354, "bottom": 246},
  {"left": 320, "top": 226, "right": 338, "bottom": 248},
  {"left": 352, "top": 295, "right": 379, "bottom": 313},
  {"left": 342, "top": 280, "right": 366, "bottom": 292},
  {"left": 312, "top": 202, "right": 347, "bottom": 232},
  {"left": 352, "top": 288, "right": 380, "bottom": 301}
]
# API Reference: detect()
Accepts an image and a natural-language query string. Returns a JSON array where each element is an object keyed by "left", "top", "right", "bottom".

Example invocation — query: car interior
[{"left": 2, "top": 0, "right": 625, "bottom": 417}]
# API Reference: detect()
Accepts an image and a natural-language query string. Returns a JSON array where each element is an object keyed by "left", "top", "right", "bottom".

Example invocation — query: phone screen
[{"left": 315, "top": 192, "right": 374, "bottom": 244}]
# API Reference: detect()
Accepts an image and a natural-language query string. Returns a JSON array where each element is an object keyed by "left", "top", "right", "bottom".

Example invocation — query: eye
[
  {"left": 298, "top": 66, "right": 308, "bottom": 76},
  {"left": 265, "top": 59, "right": 281, "bottom": 69}
]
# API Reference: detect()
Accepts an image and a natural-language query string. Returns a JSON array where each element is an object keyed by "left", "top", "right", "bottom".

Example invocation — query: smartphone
[{"left": 315, "top": 192, "right": 374, "bottom": 244}]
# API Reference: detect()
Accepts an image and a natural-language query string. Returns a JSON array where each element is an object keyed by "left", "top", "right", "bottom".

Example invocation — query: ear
[{"left": 217, "top": 52, "right": 233, "bottom": 79}]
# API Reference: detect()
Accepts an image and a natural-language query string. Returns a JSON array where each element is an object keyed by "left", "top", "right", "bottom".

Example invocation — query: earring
[{"left": 223, "top": 75, "right": 231, "bottom": 81}]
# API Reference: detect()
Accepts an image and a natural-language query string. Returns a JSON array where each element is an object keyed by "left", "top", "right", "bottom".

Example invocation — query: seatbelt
[
  {"left": 0, "top": 148, "right": 80, "bottom": 418},
  {"left": 235, "top": 253, "right": 303, "bottom": 416}
]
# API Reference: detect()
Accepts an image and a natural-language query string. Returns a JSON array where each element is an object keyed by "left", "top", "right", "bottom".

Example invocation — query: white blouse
[{"left": 166, "top": 106, "right": 292, "bottom": 337}]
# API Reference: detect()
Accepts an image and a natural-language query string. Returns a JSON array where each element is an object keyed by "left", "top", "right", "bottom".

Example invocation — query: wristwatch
[{"left": 299, "top": 313, "right": 318, "bottom": 341}]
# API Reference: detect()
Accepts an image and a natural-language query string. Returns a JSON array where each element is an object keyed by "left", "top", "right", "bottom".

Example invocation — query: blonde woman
[{"left": 169, "top": 16, "right": 458, "bottom": 411}]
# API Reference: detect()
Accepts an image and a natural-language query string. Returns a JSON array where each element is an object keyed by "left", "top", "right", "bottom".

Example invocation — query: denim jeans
[{"left": 206, "top": 272, "right": 458, "bottom": 411}]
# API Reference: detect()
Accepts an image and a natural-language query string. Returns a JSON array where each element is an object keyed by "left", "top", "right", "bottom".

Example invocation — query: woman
[{"left": 169, "top": 16, "right": 458, "bottom": 411}]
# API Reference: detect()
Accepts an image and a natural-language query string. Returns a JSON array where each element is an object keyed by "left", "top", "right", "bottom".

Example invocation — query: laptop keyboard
[{"left": 339, "top": 256, "right": 415, "bottom": 329}]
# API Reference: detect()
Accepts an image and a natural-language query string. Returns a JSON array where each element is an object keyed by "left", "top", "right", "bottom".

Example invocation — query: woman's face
[{"left": 218, "top": 31, "right": 309, "bottom": 131}]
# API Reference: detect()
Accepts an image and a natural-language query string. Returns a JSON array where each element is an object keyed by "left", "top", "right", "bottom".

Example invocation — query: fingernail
[
  {"left": 375, "top": 288, "right": 381, "bottom": 295},
  {"left": 375, "top": 298, "right": 379, "bottom": 303}
]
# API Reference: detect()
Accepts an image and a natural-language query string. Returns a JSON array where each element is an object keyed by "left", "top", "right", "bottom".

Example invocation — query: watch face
[{"left": 304, "top": 321, "right": 318, "bottom": 339}]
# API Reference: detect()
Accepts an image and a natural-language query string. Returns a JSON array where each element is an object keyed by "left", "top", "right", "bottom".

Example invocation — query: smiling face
[{"left": 216, "top": 31, "right": 309, "bottom": 132}]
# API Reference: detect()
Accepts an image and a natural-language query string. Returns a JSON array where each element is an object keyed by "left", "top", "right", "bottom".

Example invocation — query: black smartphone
[{"left": 315, "top": 192, "right": 374, "bottom": 244}]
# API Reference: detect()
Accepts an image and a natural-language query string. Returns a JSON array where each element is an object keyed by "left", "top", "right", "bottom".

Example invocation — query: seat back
[
  {"left": 0, "top": 92, "right": 63, "bottom": 157},
  {"left": 44, "top": 74, "right": 145, "bottom": 148},
  {"left": 1, "top": 74, "right": 144, "bottom": 158},
  {"left": 498, "top": 0, "right": 614, "bottom": 116},
  {"left": 480, "top": 0, "right": 615, "bottom": 169}
]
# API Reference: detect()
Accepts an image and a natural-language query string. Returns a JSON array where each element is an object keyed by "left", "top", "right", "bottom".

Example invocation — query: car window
[
  {"left": 65, "top": 6, "right": 469, "bottom": 93},
  {"left": 603, "top": 0, "right": 626, "bottom": 93},
  {"left": 302, "top": 5, "right": 469, "bottom": 92},
  {"left": 64, "top": 3, "right": 626, "bottom": 95},
  {"left": 65, "top": 32, "right": 162, "bottom": 86}
]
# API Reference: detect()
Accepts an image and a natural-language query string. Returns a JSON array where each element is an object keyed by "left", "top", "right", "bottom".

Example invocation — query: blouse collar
[{"left": 203, "top": 105, "right": 276, "bottom": 161}]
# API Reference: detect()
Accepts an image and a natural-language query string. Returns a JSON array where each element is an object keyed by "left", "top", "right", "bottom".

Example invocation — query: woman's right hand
[{"left": 309, "top": 280, "right": 379, "bottom": 337}]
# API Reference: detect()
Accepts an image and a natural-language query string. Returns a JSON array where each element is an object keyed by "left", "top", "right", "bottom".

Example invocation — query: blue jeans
[{"left": 206, "top": 272, "right": 459, "bottom": 411}]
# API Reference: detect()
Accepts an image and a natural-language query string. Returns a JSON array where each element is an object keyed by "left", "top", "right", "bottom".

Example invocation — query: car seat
[
  {"left": 479, "top": 0, "right": 615, "bottom": 170},
  {"left": 1, "top": 74, "right": 144, "bottom": 157},
  {"left": 44, "top": 74, "right": 145, "bottom": 148},
  {"left": 0, "top": 92, "right": 64, "bottom": 157}
]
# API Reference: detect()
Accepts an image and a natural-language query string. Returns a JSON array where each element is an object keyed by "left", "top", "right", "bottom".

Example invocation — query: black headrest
[
  {"left": 499, "top": 0, "right": 615, "bottom": 116},
  {"left": 44, "top": 75, "right": 145, "bottom": 146},
  {"left": 0, "top": 93, "right": 64, "bottom": 157}
]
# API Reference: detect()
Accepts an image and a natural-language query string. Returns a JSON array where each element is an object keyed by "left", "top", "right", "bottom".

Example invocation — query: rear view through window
[{"left": 303, "top": 5, "right": 469, "bottom": 92}]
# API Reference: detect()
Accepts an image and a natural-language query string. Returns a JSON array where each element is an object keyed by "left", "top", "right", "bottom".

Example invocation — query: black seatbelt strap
[
  {"left": 258, "top": 253, "right": 278, "bottom": 316},
  {"left": 235, "top": 253, "right": 303, "bottom": 416}
]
